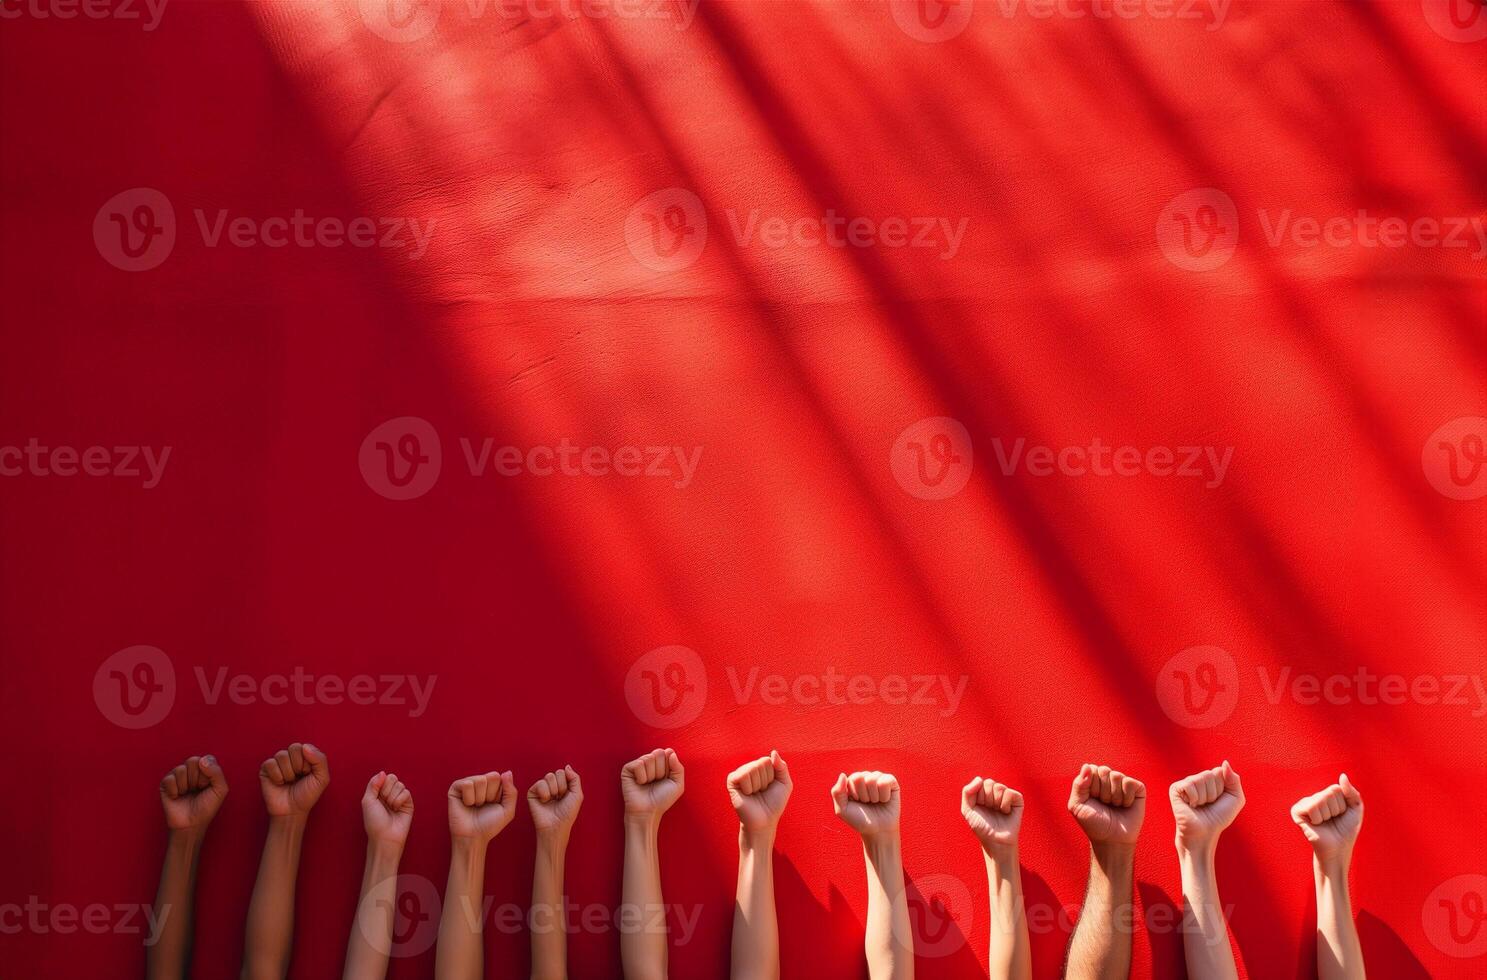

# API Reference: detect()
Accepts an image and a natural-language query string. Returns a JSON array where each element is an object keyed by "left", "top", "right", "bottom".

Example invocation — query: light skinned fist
[
  {"left": 961, "top": 776, "right": 1023, "bottom": 852},
  {"left": 448, "top": 771, "right": 518, "bottom": 843},
  {"left": 160, "top": 754, "right": 229, "bottom": 832},
  {"left": 527, "top": 766, "right": 583, "bottom": 837},
  {"left": 258, "top": 743, "right": 330, "bottom": 817},
  {"left": 621, "top": 748, "right": 685, "bottom": 821},
  {"left": 1068, "top": 763, "right": 1145, "bottom": 847},
  {"left": 1170, "top": 761, "right": 1244, "bottom": 853},
  {"left": 831, "top": 771, "right": 901, "bottom": 841},
  {"left": 362, "top": 771, "right": 414, "bottom": 847},
  {"left": 727, "top": 751, "right": 792, "bottom": 835},
  {"left": 1291, "top": 773, "right": 1363, "bottom": 868}
]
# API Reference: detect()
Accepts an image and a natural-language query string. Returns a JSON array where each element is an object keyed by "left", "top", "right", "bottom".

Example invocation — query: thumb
[
  {"left": 201, "top": 755, "right": 229, "bottom": 796},
  {"left": 771, "top": 750, "right": 791, "bottom": 786},
  {"left": 303, "top": 743, "right": 330, "bottom": 782},
  {"left": 564, "top": 765, "right": 582, "bottom": 795},
  {"left": 960, "top": 777, "right": 981, "bottom": 814},
  {"left": 1338, "top": 772, "right": 1361, "bottom": 807},
  {"left": 666, "top": 749, "right": 685, "bottom": 788},
  {"left": 1221, "top": 760, "right": 1243, "bottom": 798},
  {"left": 365, "top": 771, "right": 387, "bottom": 800},
  {"left": 500, "top": 770, "right": 518, "bottom": 806},
  {"left": 830, "top": 773, "right": 848, "bottom": 814},
  {"left": 1070, "top": 764, "right": 1094, "bottom": 807}
]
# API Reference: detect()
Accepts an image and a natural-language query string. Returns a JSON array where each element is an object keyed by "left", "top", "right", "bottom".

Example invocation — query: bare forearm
[
  {"left": 1314, "top": 859, "right": 1364, "bottom": 980},
  {"left": 343, "top": 842, "right": 404, "bottom": 980},
  {"left": 622, "top": 816, "right": 667, "bottom": 980},
  {"left": 984, "top": 848, "right": 1031, "bottom": 980},
  {"left": 436, "top": 839, "right": 487, "bottom": 980},
  {"left": 731, "top": 829, "right": 779, "bottom": 980},
  {"left": 531, "top": 833, "right": 570, "bottom": 980},
  {"left": 1065, "top": 844, "right": 1133, "bottom": 980},
  {"left": 1178, "top": 846, "right": 1237, "bottom": 980},
  {"left": 148, "top": 829, "right": 203, "bottom": 980},
  {"left": 242, "top": 815, "right": 307, "bottom": 980},
  {"left": 863, "top": 837, "right": 913, "bottom": 980}
]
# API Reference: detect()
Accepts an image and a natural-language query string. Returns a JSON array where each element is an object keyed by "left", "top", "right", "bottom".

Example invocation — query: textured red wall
[{"left": 1, "top": 1, "right": 1484, "bottom": 977}]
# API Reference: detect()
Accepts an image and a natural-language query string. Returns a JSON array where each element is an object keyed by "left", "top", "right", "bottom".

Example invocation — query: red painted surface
[{"left": 1, "top": 1, "right": 1484, "bottom": 977}]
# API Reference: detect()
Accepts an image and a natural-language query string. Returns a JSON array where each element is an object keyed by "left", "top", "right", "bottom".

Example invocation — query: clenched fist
[
  {"left": 727, "top": 751, "right": 792, "bottom": 834},
  {"left": 961, "top": 776, "right": 1023, "bottom": 852},
  {"left": 622, "top": 748, "right": 685, "bottom": 820},
  {"left": 448, "top": 771, "right": 518, "bottom": 843},
  {"left": 1068, "top": 763, "right": 1145, "bottom": 847},
  {"left": 160, "top": 754, "right": 228, "bottom": 832},
  {"left": 528, "top": 766, "right": 583, "bottom": 837},
  {"left": 362, "top": 771, "right": 414, "bottom": 847},
  {"left": 831, "top": 771, "right": 901, "bottom": 841},
  {"left": 1291, "top": 773, "right": 1363, "bottom": 867},
  {"left": 258, "top": 743, "right": 330, "bottom": 817},
  {"left": 1170, "top": 761, "right": 1244, "bottom": 853}
]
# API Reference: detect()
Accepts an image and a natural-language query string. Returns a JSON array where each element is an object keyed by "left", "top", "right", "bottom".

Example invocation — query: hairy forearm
[
  {"left": 731, "top": 828, "right": 779, "bottom": 980},
  {"left": 1314, "top": 858, "right": 1364, "bottom": 980},
  {"left": 435, "top": 839, "right": 488, "bottom": 980},
  {"left": 242, "top": 815, "right": 307, "bottom": 980},
  {"left": 342, "top": 841, "right": 404, "bottom": 980},
  {"left": 863, "top": 837, "right": 913, "bottom": 980},
  {"left": 621, "top": 816, "right": 667, "bottom": 980},
  {"left": 1065, "top": 844, "right": 1133, "bottom": 980},
  {"left": 1177, "top": 845, "right": 1237, "bottom": 980},
  {"left": 531, "top": 832, "right": 570, "bottom": 980},
  {"left": 148, "top": 828, "right": 204, "bottom": 980},
  {"left": 984, "top": 847, "right": 1031, "bottom": 980}
]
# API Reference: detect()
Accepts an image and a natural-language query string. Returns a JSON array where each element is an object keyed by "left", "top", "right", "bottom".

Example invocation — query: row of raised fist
[{"left": 160, "top": 746, "right": 1363, "bottom": 861}]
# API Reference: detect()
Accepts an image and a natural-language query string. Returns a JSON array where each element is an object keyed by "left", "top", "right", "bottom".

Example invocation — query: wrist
[
  {"left": 536, "top": 828, "right": 571, "bottom": 852},
  {"left": 269, "top": 811, "right": 310, "bottom": 828},
  {"left": 862, "top": 832, "right": 903, "bottom": 863},
  {"left": 624, "top": 811, "right": 662, "bottom": 833},
  {"left": 366, "top": 838, "right": 405, "bottom": 863},
  {"left": 1313, "top": 852, "right": 1351, "bottom": 880},
  {"left": 739, "top": 826, "right": 777, "bottom": 852},
  {"left": 981, "top": 840, "right": 1019, "bottom": 864},
  {"left": 1176, "top": 837, "right": 1218, "bottom": 863},
  {"left": 168, "top": 824, "right": 208, "bottom": 844},
  {"left": 1091, "top": 839, "right": 1136, "bottom": 874}
]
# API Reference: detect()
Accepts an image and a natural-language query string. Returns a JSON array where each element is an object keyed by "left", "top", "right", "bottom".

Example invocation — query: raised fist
[
  {"left": 1290, "top": 773, "right": 1363, "bottom": 866},
  {"left": 621, "top": 748, "right": 685, "bottom": 819},
  {"left": 362, "top": 771, "right": 414, "bottom": 847},
  {"left": 727, "top": 751, "right": 792, "bottom": 834},
  {"left": 527, "top": 766, "right": 583, "bottom": 836},
  {"left": 1068, "top": 763, "right": 1145, "bottom": 847},
  {"left": 159, "top": 754, "right": 229, "bottom": 831},
  {"left": 447, "top": 771, "right": 518, "bottom": 843},
  {"left": 258, "top": 743, "right": 330, "bottom": 817},
  {"left": 831, "top": 771, "right": 901, "bottom": 841},
  {"left": 1170, "top": 761, "right": 1244, "bottom": 851},
  {"left": 961, "top": 776, "right": 1023, "bottom": 852}
]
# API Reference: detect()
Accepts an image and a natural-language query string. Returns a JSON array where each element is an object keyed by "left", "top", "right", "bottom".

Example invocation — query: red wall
[{"left": 1, "top": 1, "right": 1484, "bottom": 977}]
